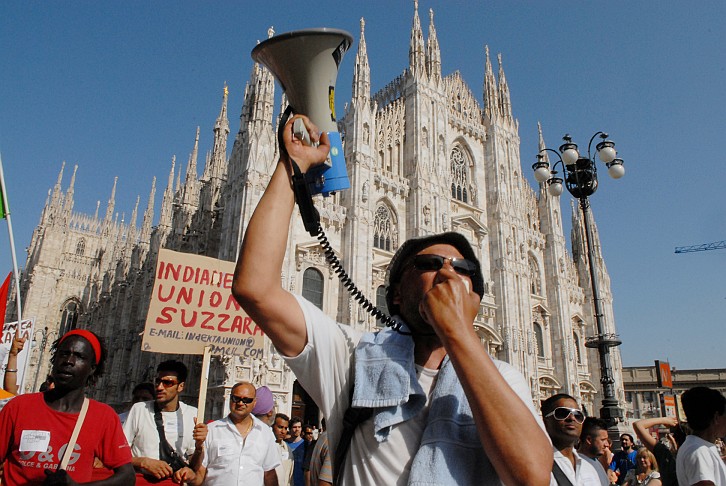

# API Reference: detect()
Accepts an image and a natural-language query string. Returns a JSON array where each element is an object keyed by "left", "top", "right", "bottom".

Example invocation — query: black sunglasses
[
  {"left": 545, "top": 407, "right": 585, "bottom": 424},
  {"left": 411, "top": 254, "right": 477, "bottom": 277},
  {"left": 230, "top": 395, "right": 255, "bottom": 405}
]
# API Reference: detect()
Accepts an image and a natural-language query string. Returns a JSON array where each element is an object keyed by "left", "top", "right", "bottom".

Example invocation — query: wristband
[{"left": 5, "top": 369, "right": 18, "bottom": 372}]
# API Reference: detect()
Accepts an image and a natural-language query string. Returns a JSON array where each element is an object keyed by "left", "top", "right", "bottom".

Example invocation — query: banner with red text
[{"left": 143, "top": 249, "right": 264, "bottom": 357}]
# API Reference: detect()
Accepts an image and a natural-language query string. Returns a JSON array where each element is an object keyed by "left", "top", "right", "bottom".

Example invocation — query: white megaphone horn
[{"left": 251, "top": 28, "right": 353, "bottom": 196}]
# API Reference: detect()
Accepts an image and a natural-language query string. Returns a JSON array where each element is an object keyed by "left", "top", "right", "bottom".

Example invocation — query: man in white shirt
[
  {"left": 676, "top": 386, "right": 726, "bottom": 486},
  {"left": 542, "top": 394, "right": 604, "bottom": 486},
  {"left": 123, "top": 360, "right": 197, "bottom": 483},
  {"left": 272, "top": 413, "right": 294, "bottom": 486},
  {"left": 577, "top": 417, "right": 611, "bottom": 486},
  {"left": 232, "top": 114, "right": 552, "bottom": 486},
  {"left": 189, "top": 382, "right": 280, "bottom": 486}
]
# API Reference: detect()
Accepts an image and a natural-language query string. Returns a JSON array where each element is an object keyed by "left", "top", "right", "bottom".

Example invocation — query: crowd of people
[{"left": 1, "top": 113, "right": 725, "bottom": 485}]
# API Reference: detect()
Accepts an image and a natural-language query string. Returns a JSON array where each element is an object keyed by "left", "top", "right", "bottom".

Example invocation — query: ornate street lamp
[{"left": 532, "top": 132, "right": 625, "bottom": 426}]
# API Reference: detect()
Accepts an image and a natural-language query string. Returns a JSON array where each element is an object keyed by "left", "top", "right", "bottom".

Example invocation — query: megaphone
[{"left": 252, "top": 28, "right": 353, "bottom": 196}]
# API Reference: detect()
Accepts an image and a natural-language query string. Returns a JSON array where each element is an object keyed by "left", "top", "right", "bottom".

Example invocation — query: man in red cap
[
  {"left": 232, "top": 115, "right": 551, "bottom": 485},
  {"left": 0, "top": 329, "right": 135, "bottom": 484}
]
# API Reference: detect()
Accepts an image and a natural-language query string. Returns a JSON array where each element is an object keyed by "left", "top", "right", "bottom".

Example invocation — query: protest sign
[
  {"left": 143, "top": 249, "right": 263, "bottom": 357},
  {"left": 1, "top": 318, "right": 35, "bottom": 393}
]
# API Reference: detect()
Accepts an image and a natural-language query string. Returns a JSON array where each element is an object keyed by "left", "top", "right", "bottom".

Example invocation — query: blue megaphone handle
[{"left": 306, "top": 131, "right": 350, "bottom": 196}]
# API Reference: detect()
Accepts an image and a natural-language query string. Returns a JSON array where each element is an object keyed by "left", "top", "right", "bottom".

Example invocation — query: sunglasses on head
[
  {"left": 154, "top": 378, "right": 178, "bottom": 388},
  {"left": 230, "top": 395, "right": 255, "bottom": 405},
  {"left": 545, "top": 407, "right": 585, "bottom": 424},
  {"left": 411, "top": 255, "right": 477, "bottom": 277}
]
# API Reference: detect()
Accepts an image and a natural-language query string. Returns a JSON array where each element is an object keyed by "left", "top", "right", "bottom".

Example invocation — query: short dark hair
[
  {"left": 541, "top": 393, "right": 577, "bottom": 416},
  {"left": 580, "top": 417, "right": 608, "bottom": 442},
  {"left": 274, "top": 413, "right": 290, "bottom": 423},
  {"left": 289, "top": 416, "right": 302, "bottom": 426},
  {"left": 682, "top": 386, "right": 726, "bottom": 431},
  {"left": 157, "top": 360, "right": 188, "bottom": 383},
  {"left": 620, "top": 433, "right": 634, "bottom": 443}
]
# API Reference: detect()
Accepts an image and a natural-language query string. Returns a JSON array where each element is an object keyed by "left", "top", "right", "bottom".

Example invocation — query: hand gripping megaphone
[{"left": 251, "top": 28, "right": 353, "bottom": 198}]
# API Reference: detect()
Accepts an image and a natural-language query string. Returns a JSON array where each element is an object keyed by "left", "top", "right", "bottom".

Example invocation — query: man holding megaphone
[{"left": 232, "top": 113, "right": 552, "bottom": 485}]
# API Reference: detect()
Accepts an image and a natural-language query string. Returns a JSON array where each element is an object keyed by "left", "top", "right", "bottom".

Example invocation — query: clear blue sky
[{"left": 1, "top": 1, "right": 724, "bottom": 369}]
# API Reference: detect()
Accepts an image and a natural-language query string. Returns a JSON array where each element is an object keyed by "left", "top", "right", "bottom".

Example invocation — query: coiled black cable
[
  {"left": 315, "top": 223, "right": 410, "bottom": 336},
  {"left": 279, "top": 107, "right": 409, "bottom": 336}
]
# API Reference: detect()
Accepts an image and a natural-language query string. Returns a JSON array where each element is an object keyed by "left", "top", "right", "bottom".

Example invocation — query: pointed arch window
[
  {"left": 533, "top": 322, "right": 545, "bottom": 358},
  {"left": 59, "top": 300, "right": 81, "bottom": 337},
  {"left": 374, "top": 204, "right": 397, "bottom": 252},
  {"left": 450, "top": 146, "right": 470, "bottom": 203},
  {"left": 302, "top": 268, "right": 324, "bottom": 310},
  {"left": 75, "top": 238, "right": 86, "bottom": 257},
  {"left": 529, "top": 256, "right": 542, "bottom": 295}
]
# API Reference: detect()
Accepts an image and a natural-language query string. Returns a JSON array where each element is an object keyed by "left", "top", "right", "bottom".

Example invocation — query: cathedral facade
[{"left": 9, "top": 5, "right": 625, "bottom": 421}]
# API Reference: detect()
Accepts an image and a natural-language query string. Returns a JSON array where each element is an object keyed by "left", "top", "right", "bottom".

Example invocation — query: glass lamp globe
[
  {"left": 598, "top": 145, "right": 617, "bottom": 163},
  {"left": 534, "top": 166, "right": 551, "bottom": 183},
  {"left": 561, "top": 148, "right": 579, "bottom": 165},
  {"left": 607, "top": 160, "right": 625, "bottom": 179},
  {"left": 548, "top": 180, "right": 564, "bottom": 196}
]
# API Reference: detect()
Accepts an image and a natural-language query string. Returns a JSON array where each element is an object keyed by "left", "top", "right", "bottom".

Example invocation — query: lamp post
[{"left": 532, "top": 132, "right": 625, "bottom": 427}]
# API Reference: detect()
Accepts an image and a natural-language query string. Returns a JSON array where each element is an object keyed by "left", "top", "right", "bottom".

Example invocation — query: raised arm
[
  {"left": 633, "top": 416, "right": 677, "bottom": 451},
  {"left": 3, "top": 335, "right": 25, "bottom": 394},
  {"left": 420, "top": 268, "right": 552, "bottom": 486},
  {"left": 231, "top": 115, "right": 330, "bottom": 357}
]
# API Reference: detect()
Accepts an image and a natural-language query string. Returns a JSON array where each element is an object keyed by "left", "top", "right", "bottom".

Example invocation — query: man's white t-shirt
[
  {"left": 676, "top": 434, "right": 726, "bottom": 486},
  {"left": 123, "top": 400, "right": 197, "bottom": 460},
  {"left": 285, "top": 295, "right": 542, "bottom": 486}
]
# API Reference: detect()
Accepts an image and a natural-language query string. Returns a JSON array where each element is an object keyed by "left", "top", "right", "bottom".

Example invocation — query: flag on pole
[
  {"left": 0, "top": 272, "right": 11, "bottom": 326},
  {"left": 0, "top": 185, "right": 6, "bottom": 219}
]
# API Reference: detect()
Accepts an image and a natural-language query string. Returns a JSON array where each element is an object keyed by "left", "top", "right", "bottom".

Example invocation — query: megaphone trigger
[{"left": 293, "top": 118, "right": 312, "bottom": 147}]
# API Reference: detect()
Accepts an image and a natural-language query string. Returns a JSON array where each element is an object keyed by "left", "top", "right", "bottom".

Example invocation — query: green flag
[{"left": 0, "top": 185, "right": 5, "bottom": 219}]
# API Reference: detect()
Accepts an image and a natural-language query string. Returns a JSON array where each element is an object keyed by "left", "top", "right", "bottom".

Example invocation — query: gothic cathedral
[{"left": 11, "top": 5, "right": 625, "bottom": 419}]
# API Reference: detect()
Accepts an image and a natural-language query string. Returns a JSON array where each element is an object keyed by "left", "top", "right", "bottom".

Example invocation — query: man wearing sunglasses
[
  {"left": 188, "top": 382, "right": 280, "bottom": 486},
  {"left": 232, "top": 115, "right": 551, "bottom": 485},
  {"left": 542, "top": 394, "right": 605, "bottom": 485},
  {"left": 123, "top": 360, "right": 198, "bottom": 484}
]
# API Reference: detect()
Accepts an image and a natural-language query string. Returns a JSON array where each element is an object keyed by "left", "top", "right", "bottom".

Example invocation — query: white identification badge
[{"left": 19, "top": 430, "right": 51, "bottom": 452}]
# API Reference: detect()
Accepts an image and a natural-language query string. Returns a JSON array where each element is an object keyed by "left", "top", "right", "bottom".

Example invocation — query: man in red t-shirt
[{"left": 0, "top": 329, "right": 134, "bottom": 484}]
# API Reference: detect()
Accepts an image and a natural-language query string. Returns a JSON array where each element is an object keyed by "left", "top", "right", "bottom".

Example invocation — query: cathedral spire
[
  {"left": 352, "top": 18, "right": 371, "bottom": 101},
  {"left": 408, "top": 0, "right": 426, "bottom": 78},
  {"left": 241, "top": 28, "right": 276, "bottom": 129},
  {"left": 63, "top": 164, "right": 78, "bottom": 217},
  {"left": 140, "top": 176, "right": 156, "bottom": 243},
  {"left": 50, "top": 161, "right": 66, "bottom": 212},
  {"left": 426, "top": 8, "right": 442, "bottom": 82},
  {"left": 182, "top": 127, "right": 200, "bottom": 205},
  {"left": 127, "top": 195, "right": 140, "bottom": 246},
  {"left": 497, "top": 53, "right": 512, "bottom": 119},
  {"left": 483, "top": 45, "right": 498, "bottom": 120},
  {"left": 104, "top": 177, "right": 118, "bottom": 224},
  {"left": 537, "top": 122, "right": 549, "bottom": 162},
  {"left": 159, "top": 156, "right": 175, "bottom": 228},
  {"left": 205, "top": 84, "right": 230, "bottom": 183}
]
